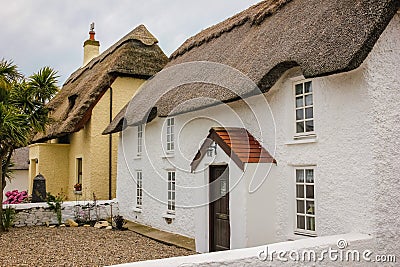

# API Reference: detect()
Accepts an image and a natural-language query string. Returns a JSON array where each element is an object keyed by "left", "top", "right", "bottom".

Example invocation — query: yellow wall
[
  {"left": 67, "top": 122, "right": 91, "bottom": 200},
  {"left": 28, "top": 143, "right": 70, "bottom": 197},
  {"left": 88, "top": 77, "right": 145, "bottom": 199},
  {"left": 29, "top": 77, "right": 145, "bottom": 201}
]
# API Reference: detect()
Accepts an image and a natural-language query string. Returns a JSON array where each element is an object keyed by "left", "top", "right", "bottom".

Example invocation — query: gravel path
[{"left": 0, "top": 226, "right": 194, "bottom": 267}]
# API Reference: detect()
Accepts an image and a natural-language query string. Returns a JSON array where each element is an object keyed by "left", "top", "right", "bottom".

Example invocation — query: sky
[{"left": 0, "top": 1, "right": 260, "bottom": 86}]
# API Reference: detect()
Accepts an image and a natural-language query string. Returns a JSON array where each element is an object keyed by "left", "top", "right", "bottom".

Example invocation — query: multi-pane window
[
  {"left": 166, "top": 118, "right": 175, "bottom": 152},
  {"left": 295, "top": 81, "right": 314, "bottom": 134},
  {"left": 77, "top": 158, "right": 83, "bottom": 184},
  {"left": 167, "top": 171, "right": 176, "bottom": 213},
  {"left": 136, "top": 171, "right": 143, "bottom": 207},
  {"left": 295, "top": 168, "right": 316, "bottom": 233},
  {"left": 137, "top": 124, "right": 143, "bottom": 154}
]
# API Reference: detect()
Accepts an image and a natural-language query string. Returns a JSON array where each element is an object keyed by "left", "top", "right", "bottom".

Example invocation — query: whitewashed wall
[
  {"left": 363, "top": 12, "right": 400, "bottom": 257},
  {"left": 117, "top": 122, "right": 197, "bottom": 238},
  {"left": 116, "top": 13, "right": 400, "bottom": 255}
]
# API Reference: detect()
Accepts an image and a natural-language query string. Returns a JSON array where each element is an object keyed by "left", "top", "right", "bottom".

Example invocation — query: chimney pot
[{"left": 89, "top": 30, "right": 95, "bottom": 41}]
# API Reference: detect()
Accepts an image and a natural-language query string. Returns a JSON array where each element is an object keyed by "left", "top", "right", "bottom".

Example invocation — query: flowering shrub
[
  {"left": 3, "top": 190, "right": 28, "bottom": 204},
  {"left": 74, "top": 183, "right": 82, "bottom": 191}
]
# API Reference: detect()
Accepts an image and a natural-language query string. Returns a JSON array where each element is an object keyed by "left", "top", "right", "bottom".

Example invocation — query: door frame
[{"left": 209, "top": 164, "right": 230, "bottom": 252}]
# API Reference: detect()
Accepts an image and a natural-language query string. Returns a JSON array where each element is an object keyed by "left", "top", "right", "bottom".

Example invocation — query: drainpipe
[{"left": 109, "top": 86, "right": 113, "bottom": 200}]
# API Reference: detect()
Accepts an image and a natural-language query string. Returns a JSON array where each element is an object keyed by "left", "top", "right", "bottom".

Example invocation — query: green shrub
[
  {"left": 2, "top": 206, "right": 15, "bottom": 231},
  {"left": 46, "top": 192, "right": 64, "bottom": 225}
]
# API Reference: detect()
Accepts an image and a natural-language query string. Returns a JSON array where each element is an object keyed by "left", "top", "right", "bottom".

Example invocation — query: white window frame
[
  {"left": 136, "top": 171, "right": 143, "bottom": 208},
  {"left": 294, "top": 79, "right": 315, "bottom": 138},
  {"left": 294, "top": 167, "right": 316, "bottom": 236},
  {"left": 166, "top": 117, "right": 175, "bottom": 153},
  {"left": 167, "top": 171, "right": 176, "bottom": 214},
  {"left": 137, "top": 124, "right": 143, "bottom": 155}
]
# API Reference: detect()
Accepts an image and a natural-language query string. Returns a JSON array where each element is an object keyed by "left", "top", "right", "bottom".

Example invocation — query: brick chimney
[{"left": 83, "top": 22, "right": 100, "bottom": 66}]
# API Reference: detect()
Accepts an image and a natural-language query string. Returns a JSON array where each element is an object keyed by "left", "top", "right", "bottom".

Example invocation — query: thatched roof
[
  {"left": 10, "top": 147, "right": 29, "bottom": 170},
  {"left": 33, "top": 24, "right": 168, "bottom": 142},
  {"left": 105, "top": 0, "right": 400, "bottom": 134},
  {"left": 103, "top": 103, "right": 129, "bottom": 135}
]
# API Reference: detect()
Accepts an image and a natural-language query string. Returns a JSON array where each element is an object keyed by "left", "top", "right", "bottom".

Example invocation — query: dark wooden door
[{"left": 209, "top": 165, "right": 230, "bottom": 252}]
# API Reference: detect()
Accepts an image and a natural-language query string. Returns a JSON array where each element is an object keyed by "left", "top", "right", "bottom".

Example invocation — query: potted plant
[
  {"left": 74, "top": 183, "right": 82, "bottom": 193},
  {"left": 113, "top": 215, "right": 126, "bottom": 230}
]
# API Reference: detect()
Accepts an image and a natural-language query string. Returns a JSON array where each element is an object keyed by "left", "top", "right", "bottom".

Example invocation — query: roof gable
[{"left": 191, "top": 127, "right": 276, "bottom": 172}]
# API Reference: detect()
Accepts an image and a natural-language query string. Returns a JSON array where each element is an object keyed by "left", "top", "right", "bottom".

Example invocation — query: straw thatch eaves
[
  {"left": 105, "top": 0, "right": 400, "bottom": 134},
  {"left": 33, "top": 24, "right": 168, "bottom": 142}
]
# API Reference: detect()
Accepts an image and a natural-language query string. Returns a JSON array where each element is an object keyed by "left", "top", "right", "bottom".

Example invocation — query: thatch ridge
[
  {"left": 65, "top": 24, "right": 159, "bottom": 86},
  {"left": 171, "top": 0, "right": 292, "bottom": 59},
  {"left": 33, "top": 24, "right": 168, "bottom": 142}
]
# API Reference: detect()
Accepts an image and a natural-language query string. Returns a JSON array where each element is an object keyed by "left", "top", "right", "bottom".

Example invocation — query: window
[
  {"left": 137, "top": 124, "right": 143, "bottom": 154},
  {"left": 295, "top": 81, "right": 314, "bottom": 135},
  {"left": 136, "top": 171, "right": 143, "bottom": 207},
  {"left": 295, "top": 168, "right": 316, "bottom": 234},
  {"left": 166, "top": 117, "right": 175, "bottom": 152},
  {"left": 167, "top": 171, "right": 176, "bottom": 213},
  {"left": 76, "top": 158, "right": 83, "bottom": 185}
]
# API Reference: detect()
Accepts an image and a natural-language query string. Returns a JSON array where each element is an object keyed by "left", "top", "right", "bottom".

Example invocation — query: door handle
[{"left": 216, "top": 213, "right": 229, "bottom": 220}]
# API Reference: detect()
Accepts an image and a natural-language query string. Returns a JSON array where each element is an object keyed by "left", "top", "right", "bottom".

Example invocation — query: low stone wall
[{"left": 3, "top": 199, "right": 118, "bottom": 227}]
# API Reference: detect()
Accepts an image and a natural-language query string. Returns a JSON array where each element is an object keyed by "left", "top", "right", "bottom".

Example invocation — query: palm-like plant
[
  {"left": 0, "top": 59, "right": 58, "bottom": 231},
  {"left": 28, "top": 66, "right": 59, "bottom": 103},
  {"left": 0, "top": 60, "right": 22, "bottom": 103}
]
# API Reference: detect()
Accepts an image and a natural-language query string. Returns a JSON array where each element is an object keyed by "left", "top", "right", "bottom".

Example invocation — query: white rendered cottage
[{"left": 104, "top": 0, "right": 400, "bottom": 255}]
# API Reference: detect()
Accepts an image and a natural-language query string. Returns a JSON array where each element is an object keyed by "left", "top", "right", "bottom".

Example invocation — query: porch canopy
[{"left": 190, "top": 127, "right": 276, "bottom": 172}]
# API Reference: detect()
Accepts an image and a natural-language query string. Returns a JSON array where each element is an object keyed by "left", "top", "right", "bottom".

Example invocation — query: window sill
[
  {"left": 133, "top": 207, "right": 142, "bottom": 213},
  {"left": 285, "top": 137, "right": 317, "bottom": 145},
  {"left": 294, "top": 132, "right": 316, "bottom": 139},
  {"left": 162, "top": 213, "right": 176, "bottom": 219},
  {"left": 162, "top": 153, "right": 175, "bottom": 159},
  {"left": 294, "top": 230, "right": 317, "bottom": 237},
  {"left": 74, "top": 190, "right": 82, "bottom": 195},
  {"left": 133, "top": 155, "right": 142, "bottom": 160}
]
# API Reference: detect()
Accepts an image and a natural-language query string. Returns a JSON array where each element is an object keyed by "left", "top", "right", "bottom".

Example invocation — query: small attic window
[
  {"left": 68, "top": 94, "right": 78, "bottom": 110},
  {"left": 58, "top": 135, "right": 70, "bottom": 144}
]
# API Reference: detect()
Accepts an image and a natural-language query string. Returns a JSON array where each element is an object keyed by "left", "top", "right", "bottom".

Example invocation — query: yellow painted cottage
[{"left": 29, "top": 24, "right": 168, "bottom": 200}]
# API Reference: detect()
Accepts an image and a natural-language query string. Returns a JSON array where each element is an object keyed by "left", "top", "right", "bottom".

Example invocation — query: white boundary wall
[{"left": 110, "top": 233, "right": 384, "bottom": 267}]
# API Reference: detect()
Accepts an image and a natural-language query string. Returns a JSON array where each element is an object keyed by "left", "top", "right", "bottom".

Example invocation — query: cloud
[{"left": 0, "top": 0, "right": 259, "bottom": 85}]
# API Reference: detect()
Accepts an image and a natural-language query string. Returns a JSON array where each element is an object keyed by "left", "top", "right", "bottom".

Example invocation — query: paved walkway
[{"left": 125, "top": 221, "right": 196, "bottom": 251}]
